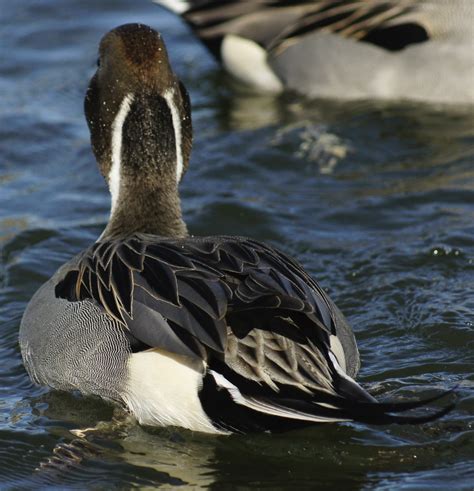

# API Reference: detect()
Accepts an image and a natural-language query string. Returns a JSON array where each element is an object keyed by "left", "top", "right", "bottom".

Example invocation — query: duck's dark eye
[{"left": 96, "top": 57, "right": 101, "bottom": 67}]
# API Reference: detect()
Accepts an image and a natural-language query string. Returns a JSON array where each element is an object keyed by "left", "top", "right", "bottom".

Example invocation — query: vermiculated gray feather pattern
[{"left": 20, "top": 280, "right": 129, "bottom": 403}]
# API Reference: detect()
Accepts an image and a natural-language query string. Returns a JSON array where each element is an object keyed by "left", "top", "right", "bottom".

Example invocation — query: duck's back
[{"left": 20, "top": 235, "right": 360, "bottom": 406}]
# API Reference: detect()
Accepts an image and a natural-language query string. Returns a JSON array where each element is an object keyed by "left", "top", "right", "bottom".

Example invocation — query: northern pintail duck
[
  {"left": 20, "top": 24, "right": 453, "bottom": 434},
  {"left": 153, "top": 0, "right": 474, "bottom": 104}
]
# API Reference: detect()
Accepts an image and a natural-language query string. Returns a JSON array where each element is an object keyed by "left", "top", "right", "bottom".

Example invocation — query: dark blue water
[{"left": 1, "top": 1, "right": 473, "bottom": 489}]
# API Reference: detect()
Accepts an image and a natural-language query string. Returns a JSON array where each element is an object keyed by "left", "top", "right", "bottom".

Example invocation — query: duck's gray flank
[
  {"left": 22, "top": 282, "right": 130, "bottom": 402},
  {"left": 20, "top": 23, "right": 454, "bottom": 434}
]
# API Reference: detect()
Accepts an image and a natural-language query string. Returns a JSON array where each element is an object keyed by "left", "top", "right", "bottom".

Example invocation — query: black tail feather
[
  {"left": 331, "top": 368, "right": 457, "bottom": 424},
  {"left": 202, "top": 362, "right": 456, "bottom": 432},
  {"left": 337, "top": 385, "right": 457, "bottom": 413},
  {"left": 367, "top": 402, "right": 456, "bottom": 425},
  {"left": 345, "top": 387, "right": 457, "bottom": 425},
  {"left": 293, "top": 387, "right": 457, "bottom": 426}
]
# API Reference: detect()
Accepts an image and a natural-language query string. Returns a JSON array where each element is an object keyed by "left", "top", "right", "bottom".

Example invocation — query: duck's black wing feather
[
  {"left": 55, "top": 234, "right": 349, "bottom": 359},
  {"left": 183, "top": 1, "right": 426, "bottom": 54},
  {"left": 55, "top": 234, "right": 453, "bottom": 430},
  {"left": 263, "top": 1, "right": 423, "bottom": 51}
]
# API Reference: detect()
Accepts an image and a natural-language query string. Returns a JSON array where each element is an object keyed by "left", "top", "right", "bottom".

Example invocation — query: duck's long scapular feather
[
  {"left": 55, "top": 234, "right": 453, "bottom": 429},
  {"left": 56, "top": 234, "right": 335, "bottom": 352}
]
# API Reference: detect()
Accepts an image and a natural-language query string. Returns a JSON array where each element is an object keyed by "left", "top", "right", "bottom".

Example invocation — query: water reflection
[
  {"left": 120, "top": 427, "right": 217, "bottom": 488},
  {"left": 21, "top": 388, "right": 469, "bottom": 489}
]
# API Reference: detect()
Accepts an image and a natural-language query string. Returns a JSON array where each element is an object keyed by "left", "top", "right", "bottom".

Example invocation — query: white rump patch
[
  {"left": 153, "top": 0, "right": 190, "bottom": 14},
  {"left": 109, "top": 93, "right": 134, "bottom": 216},
  {"left": 123, "top": 350, "right": 224, "bottom": 434},
  {"left": 163, "top": 88, "right": 184, "bottom": 183}
]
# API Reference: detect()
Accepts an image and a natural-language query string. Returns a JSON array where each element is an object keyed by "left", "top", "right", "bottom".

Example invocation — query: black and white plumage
[
  {"left": 153, "top": 0, "right": 474, "bottom": 104},
  {"left": 20, "top": 24, "right": 453, "bottom": 434}
]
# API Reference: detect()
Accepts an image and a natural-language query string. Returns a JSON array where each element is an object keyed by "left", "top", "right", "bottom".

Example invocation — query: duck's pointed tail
[
  {"left": 328, "top": 355, "right": 457, "bottom": 425},
  {"left": 328, "top": 383, "right": 456, "bottom": 425},
  {"left": 207, "top": 367, "right": 456, "bottom": 430}
]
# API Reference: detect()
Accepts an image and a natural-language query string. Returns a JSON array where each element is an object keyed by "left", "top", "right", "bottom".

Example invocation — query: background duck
[
  {"left": 19, "top": 23, "right": 454, "bottom": 435},
  {"left": 153, "top": 0, "right": 474, "bottom": 104}
]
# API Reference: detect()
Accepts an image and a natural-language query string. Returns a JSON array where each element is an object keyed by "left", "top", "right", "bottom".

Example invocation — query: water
[{"left": 1, "top": 1, "right": 473, "bottom": 489}]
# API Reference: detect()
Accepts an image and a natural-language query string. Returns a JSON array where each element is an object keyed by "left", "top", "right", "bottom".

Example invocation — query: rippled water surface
[{"left": 1, "top": 1, "right": 474, "bottom": 489}]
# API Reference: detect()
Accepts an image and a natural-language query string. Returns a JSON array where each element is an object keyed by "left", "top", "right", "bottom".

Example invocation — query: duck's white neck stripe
[
  {"left": 163, "top": 88, "right": 184, "bottom": 183},
  {"left": 109, "top": 93, "right": 134, "bottom": 215}
]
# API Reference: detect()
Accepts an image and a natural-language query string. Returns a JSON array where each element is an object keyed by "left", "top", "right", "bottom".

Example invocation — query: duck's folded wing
[
  {"left": 54, "top": 234, "right": 348, "bottom": 361},
  {"left": 55, "top": 236, "right": 228, "bottom": 359}
]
